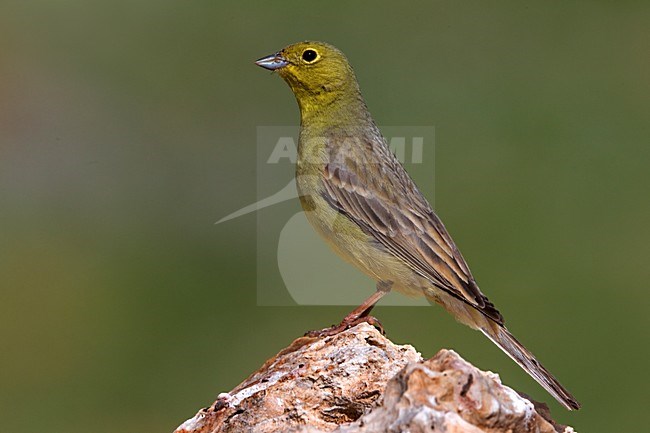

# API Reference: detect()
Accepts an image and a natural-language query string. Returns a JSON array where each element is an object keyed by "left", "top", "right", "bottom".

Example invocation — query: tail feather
[{"left": 481, "top": 325, "right": 581, "bottom": 411}]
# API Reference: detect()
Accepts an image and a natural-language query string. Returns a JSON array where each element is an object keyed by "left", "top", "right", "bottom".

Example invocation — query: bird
[{"left": 254, "top": 41, "right": 580, "bottom": 411}]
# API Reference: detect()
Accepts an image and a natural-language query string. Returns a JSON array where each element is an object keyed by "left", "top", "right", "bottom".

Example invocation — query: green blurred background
[{"left": 1, "top": 1, "right": 648, "bottom": 432}]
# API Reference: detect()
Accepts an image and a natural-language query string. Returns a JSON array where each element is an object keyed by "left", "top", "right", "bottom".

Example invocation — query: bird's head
[{"left": 255, "top": 41, "right": 361, "bottom": 115}]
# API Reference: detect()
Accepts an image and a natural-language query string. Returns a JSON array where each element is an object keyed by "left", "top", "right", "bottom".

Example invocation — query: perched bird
[{"left": 255, "top": 41, "right": 580, "bottom": 411}]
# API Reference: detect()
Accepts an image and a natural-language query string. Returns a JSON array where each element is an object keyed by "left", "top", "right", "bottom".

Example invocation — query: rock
[
  {"left": 174, "top": 323, "right": 575, "bottom": 433},
  {"left": 300, "top": 349, "right": 575, "bottom": 433}
]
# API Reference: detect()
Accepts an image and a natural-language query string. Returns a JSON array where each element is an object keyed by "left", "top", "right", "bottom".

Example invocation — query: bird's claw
[{"left": 304, "top": 315, "right": 384, "bottom": 338}]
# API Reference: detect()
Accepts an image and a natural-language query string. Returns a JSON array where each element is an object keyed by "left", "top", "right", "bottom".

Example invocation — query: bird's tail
[{"left": 480, "top": 325, "right": 581, "bottom": 411}]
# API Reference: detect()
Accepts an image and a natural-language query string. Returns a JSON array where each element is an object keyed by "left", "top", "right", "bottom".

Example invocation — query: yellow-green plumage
[{"left": 255, "top": 41, "right": 580, "bottom": 411}]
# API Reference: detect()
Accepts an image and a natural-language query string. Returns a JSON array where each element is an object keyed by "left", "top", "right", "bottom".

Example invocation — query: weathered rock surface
[{"left": 174, "top": 323, "right": 574, "bottom": 433}]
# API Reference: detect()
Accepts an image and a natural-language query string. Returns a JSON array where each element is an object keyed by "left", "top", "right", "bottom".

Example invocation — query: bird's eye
[{"left": 302, "top": 49, "right": 318, "bottom": 63}]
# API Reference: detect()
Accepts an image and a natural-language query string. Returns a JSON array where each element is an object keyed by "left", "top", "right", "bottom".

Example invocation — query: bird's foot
[{"left": 304, "top": 315, "right": 384, "bottom": 338}]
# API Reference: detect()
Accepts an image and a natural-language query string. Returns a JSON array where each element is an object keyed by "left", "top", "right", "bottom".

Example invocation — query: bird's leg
[{"left": 305, "top": 281, "right": 392, "bottom": 338}]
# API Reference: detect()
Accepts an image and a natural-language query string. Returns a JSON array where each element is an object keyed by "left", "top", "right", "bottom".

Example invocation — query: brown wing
[{"left": 320, "top": 133, "right": 504, "bottom": 325}]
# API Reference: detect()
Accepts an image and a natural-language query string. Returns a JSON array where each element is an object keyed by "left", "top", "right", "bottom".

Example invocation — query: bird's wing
[{"left": 319, "top": 134, "right": 504, "bottom": 325}]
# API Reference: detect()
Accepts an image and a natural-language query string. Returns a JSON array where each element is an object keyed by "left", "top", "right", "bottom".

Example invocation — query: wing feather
[{"left": 321, "top": 134, "right": 504, "bottom": 325}]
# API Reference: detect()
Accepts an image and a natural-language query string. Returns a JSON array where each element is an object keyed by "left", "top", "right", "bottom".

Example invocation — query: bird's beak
[{"left": 255, "top": 52, "right": 289, "bottom": 71}]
